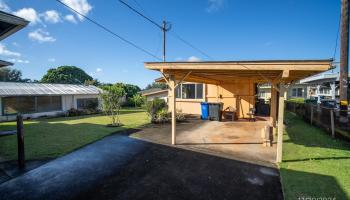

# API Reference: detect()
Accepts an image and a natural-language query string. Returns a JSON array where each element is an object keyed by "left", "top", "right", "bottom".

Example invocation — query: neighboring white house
[
  {"left": 0, "top": 82, "right": 103, "bottom": 121},
  {"left": 140, "top": 88, "right": 168, "bottom": 102},
  {"left": 300, "top": 72, "right": 344, "bottom": 103}
]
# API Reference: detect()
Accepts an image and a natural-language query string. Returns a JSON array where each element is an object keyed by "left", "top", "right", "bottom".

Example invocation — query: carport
[{"left": 145, "top": 60, "right": 333, "bottom": 162}]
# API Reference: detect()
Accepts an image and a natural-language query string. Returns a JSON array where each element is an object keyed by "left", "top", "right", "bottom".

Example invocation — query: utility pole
[
  {"left": 162, "top": 20, "right": 171, "bottom": 62},
  {"left": 340, "top": 0, "right": 349, "bottom": 122}
]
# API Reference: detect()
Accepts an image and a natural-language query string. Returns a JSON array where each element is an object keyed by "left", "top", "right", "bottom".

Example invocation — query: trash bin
[
  {"left": 208, "top": 103, "right": 223, "bottom": 121},
  {"left": 201, "top": 102, "right": 209, "bottom": 120}
]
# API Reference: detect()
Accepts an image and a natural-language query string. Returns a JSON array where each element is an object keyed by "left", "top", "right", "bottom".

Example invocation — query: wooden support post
[
  {"left": 330, "top": 109, "right": 335, "bottom": 138},
  {"left": 17, "top": 115, "right": 25, "bottom": 169},
  {"left": 276, "top": 84, "right": 286, "bottom": 163},
  {"left": 169, "top": 75, "right": 176, "bottom": 145},
  {"left": 270, "top": 85, "right": 278, "bottom": 132}
]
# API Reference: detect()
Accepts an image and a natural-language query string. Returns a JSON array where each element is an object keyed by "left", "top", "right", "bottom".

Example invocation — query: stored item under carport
[{"left": 208, "top": 103, "right": 223, "bottom": 121}]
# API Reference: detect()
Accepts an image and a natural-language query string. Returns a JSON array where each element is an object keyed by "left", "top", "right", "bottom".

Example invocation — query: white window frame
[{"left": 176, "top": 83, "right": 204, "bottom": 100}]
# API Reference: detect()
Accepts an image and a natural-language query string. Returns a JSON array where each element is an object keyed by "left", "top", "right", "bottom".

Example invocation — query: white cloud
[
  {"left": 8, "top": 58, "right": 30, "bottom": 64},
  {"left": 0, "top": 43, "right": 21, "bottom": 57},
  {"left": 206, "top": 0, "right": 224, "bottom": 13},
  {"left": 0, "top": 0, "right": 10, "bottom": 12},
  {"left": 188, "top": 56, "right": 201, "bottom": 62},
  {"left": 64, "top": 14, "right": 77, "bottom": 23},
  {"left": 48, "top": 58, "right": 56, "bottom": 62},
  {"left": 62, "top": 0, "right": 92, "bottom": 21},
  {"left": 13, "top": 8, "right": 40, "bottom": 24},
  {"left": 28, "top": 29, "right": 56, "bottom": 43},
  {"left": 42, "top": 10, "right": 61, "bottom": 23}
]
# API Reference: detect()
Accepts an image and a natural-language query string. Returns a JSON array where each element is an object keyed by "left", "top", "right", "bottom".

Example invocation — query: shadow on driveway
[{"left": 0, "top": 131, "right": 283, "bottom": 200}]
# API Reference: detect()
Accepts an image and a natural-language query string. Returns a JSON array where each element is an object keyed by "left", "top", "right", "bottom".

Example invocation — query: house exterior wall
[
  {"left": 145, "top": 92, "right": 168, "bottom": 102},
  {"left": 286, "top": 84, "right": 308, "bottom": 99},
  {"left": 175, "top": 80, "right": 255, "bottom": 118},
  {"left": 0, "top": 94, "right": 101, "bottom": 121}
]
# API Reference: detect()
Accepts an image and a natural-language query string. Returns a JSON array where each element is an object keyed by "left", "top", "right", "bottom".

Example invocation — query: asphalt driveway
[{"left": 0, "top": 131, "right": 283, "bottom": 200}]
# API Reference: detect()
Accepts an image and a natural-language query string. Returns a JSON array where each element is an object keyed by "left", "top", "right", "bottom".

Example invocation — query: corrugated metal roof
[{"left": 0, "top": 82, "right": 103, "bottom": 96}]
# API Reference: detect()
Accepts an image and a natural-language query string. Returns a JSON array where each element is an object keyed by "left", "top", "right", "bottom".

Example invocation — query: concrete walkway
[{"left": 0, "top": 133, "right": 283, "bottom": 200}]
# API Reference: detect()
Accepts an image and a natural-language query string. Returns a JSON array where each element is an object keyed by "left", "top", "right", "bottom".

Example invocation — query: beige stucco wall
[
  {"left": 175, "top": 80, "right": 255, "bottom": 118},
  {"left": 146, "top": 92, "right": 168, "bottom": 102}
]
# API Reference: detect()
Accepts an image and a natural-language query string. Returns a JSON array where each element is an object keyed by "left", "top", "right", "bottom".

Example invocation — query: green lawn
[
  {"left": 280, "top": 112, "right": 350, "bottom": 200},
  {"left": 0, "top": 109, "right": 149, "bottom": 162}
]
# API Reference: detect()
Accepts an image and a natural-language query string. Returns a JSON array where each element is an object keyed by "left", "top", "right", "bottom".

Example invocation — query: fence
[{"left": 285, "top": 102, "right": 350, "bottom": 141}]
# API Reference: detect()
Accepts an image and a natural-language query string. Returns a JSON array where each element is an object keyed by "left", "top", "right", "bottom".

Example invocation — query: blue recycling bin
[{"left": 201, "top": 102, "right": 209, "bottom": 120}]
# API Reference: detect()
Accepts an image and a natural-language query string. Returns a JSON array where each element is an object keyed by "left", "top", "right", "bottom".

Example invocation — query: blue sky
[{"left": 0, "top": 0, "right": 341, "bottom": 88}]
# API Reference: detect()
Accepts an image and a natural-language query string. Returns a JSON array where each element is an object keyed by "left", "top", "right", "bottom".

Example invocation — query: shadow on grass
[
  {"left": 284, "top": 112, "right": 350, "bottom": 152},
  {"left": 280, "top": 168, "right": 348, "bottom": 200}
]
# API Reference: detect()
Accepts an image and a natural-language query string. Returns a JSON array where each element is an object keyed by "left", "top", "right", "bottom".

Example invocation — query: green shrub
[
  {"left": 145, "top": 98, "right": 167, "bottom": 123},
  {"left": 156, "top": 108, "right": 170, "bottom": 123},
  {"left": 176, "top": 109, "right": 186, "bottom": 122},
  {"left": 146, "top": 98, "right": 168, "bottom": 123}
]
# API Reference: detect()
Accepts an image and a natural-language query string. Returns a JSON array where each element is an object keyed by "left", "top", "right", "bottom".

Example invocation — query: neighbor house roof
[
  {"left": 0, "top": 10, "right": 29, "bottom": 41},
  {"left": 300, "top": 72, "right": 350, "bottom": 83},
  {"left": 145, "top": 59, "right": 333, "bottom": 84},
  {"left": 0, "top": 82, "right": 103, "bottom": 96},
  {"left": 0, "top": 11, "right": 29, "bottom": 68},
  {"left": 0, "top": 60, "right": 12, "bottom": 67},
  {"left": 140, "top": 88, "right": 168, "bottom": 96}
]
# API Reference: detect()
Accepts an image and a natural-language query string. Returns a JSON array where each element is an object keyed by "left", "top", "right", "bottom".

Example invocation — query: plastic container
[
  {"left": 200, "top": 102, "right": 209, "bottom": 120},
  {"left": 208, "top": 103, "right": 223, "bottom": 121}
]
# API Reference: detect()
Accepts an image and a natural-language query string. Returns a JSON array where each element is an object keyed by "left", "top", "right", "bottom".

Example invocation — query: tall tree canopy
[
  {"left": 0, "top": 67, "right": 30, "bottom": 82},
  {"left": 115, "top": 83, "right": 141, "bottom": 99},
  {"left": 145, "top": 82, "right": 168, "bottom": 90},
  {"left": 41, "top": 66, "right": 94, "bottom": 85}
]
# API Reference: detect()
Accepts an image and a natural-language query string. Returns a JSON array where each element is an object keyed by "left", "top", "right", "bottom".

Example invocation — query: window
[
  {"left": 292, "top": 88, "right": 303, "bottom": 97},
  {"left": 2, "top": 96, "right": 62, "bottom": 115},
  {"left": 175, "top": 83, "right": 204, "bottom": 99},
  {"left": 37, "top": 96, "right": 62, "bottom": 112},
  {"left": 319, "top": 88, "right": 331, "bottom": 95},
  {"left": 77, "top": 98, "right": 98, "bottom": 110},
  {"left": 259, "top": 91, "right": 266, "bottom": 98}
]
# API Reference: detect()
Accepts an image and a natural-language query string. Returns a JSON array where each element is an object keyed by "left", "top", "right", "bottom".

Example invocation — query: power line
[
  {"left": 55, "top": 0, "right": 162, "bottom": 61},
  {"left": 332, "top": 14, "right": 341, "bottom": 61},
  {"left": 170, "top": 32, "right": 214, "bottom": 60},
  {"left": 118, "top": 0, "right": 162, "bottom": 29},
  {"left": 117, "top": 0, "right": 214, "bottom": 60}
]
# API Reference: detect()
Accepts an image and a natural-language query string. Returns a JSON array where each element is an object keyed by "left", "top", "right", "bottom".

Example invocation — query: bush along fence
[{"left": 285, "top": 102, "right": 350, "bottom": 141}]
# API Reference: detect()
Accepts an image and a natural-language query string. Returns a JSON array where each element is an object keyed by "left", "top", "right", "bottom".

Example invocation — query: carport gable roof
[{"left": 145, "top": 59, "right": 333, "bottom": 84}]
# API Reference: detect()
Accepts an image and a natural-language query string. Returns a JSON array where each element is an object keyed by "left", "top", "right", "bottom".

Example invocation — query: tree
[
  {"left": 0, "top": 67, "right": 30, "bottom": 82},
  {"left": 100, "top": 85, "right": 125, "bottom": 126},
  {"left": 84, "top": 79, "right": 100, "bottom": 86},
  {"left": 41, "top": 66, "right": 94, "bottom": 84},
  {"left": 115, "top": 83, "right": 141, "bottom": 98},
  {"left": 130, "top": 93, "right": 145, "bottom": 107},
  {"left": 115, "top": 83, "right": 141, "bottom": 106},
  {"left": 145, "top": 82, "right": 168, "bottom": 90}
]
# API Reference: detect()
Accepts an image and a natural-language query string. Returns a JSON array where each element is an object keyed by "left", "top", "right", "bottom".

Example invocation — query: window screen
[
  {"left": 3, "top": 96, "right": 36, "bottom": 115},
  {"left": 176, "top": 83, "right": 203, "bottom": 99},
  {"left": 297, "top": 88, "right": 303, "bottom": 97},
  {"left": 2, "top": 96, "right": 61, "bottom": 115},
  {"left": 77, "top": 98, "right": 98, "bottom": 109},
  {"left": 182, "top": 84, "right": 196, "bottom": 99}
]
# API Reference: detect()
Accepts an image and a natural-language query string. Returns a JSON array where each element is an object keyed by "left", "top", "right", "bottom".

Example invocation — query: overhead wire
[
  {"left": 117, "top": 0, "right": 214, "bottom": 60},
  {"left": 55, "top": 0, "right": 162, "bottom": 61}
]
